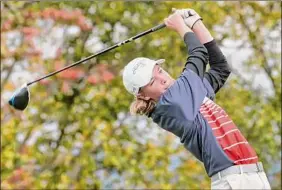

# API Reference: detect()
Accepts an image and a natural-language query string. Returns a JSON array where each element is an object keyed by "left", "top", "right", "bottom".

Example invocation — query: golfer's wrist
[
  {"left": 192, "top": 22, "right": 213, "bottom": 44},
  {"left": 191, "top": 20, "right": 204, "bottom": 31},
  {"left": 177, "top": 25, "right": 192, "bottom": 39}
]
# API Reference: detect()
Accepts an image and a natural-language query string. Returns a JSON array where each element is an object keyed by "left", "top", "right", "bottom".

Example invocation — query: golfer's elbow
[
  {"left": 222, "top": 56, "right": 232, "bottom": 79},
  {"left": 212, "top": 53, "right": 232, "bottom": 80}
]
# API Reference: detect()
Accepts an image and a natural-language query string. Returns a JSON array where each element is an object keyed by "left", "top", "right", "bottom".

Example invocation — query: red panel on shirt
[{"left": 200, "top": 98, "right": 258, "bottom": 164}]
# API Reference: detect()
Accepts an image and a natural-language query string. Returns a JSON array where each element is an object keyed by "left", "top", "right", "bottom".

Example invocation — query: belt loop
[
  {"left": 255, "top": 163, "right": 259, "bottom": 172},
  {"left": 239, "top": 165, "right": 243, "bottom": 174},
  {"left": 257, "top": 162, "right": 262, "bottom": 172},
  {"left": 218, "top": 172, "right": 222, "bottom": 180}
]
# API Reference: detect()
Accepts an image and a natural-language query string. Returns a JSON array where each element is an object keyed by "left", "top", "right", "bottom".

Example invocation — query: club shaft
[{"left": 27, "top": 23, "right": 166, "bottom": 86}]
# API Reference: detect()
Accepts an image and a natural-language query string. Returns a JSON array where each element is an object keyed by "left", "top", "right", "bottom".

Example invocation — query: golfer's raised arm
[
  {"left": 182, "top": 31, "right": 209, "bottom": 80},
  {"left": 164, "top": 12, "right": 208, "bottom": 77},
  {"left": 163, "top": 12, "right": 209, "bottom": 121},
  {"left": 175, "top": 8, "right": 231, "bottom": 93},
  {"left": 203, "top": 39, "right": 231, "bottom": 94},
  {"left": 191, "top": 15, "right": 231, "bottom": 93}
]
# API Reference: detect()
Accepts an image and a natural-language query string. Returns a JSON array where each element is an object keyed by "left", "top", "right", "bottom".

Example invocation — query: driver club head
[{"left": 8, "top": 83, "right": 30, "bottom": 111}]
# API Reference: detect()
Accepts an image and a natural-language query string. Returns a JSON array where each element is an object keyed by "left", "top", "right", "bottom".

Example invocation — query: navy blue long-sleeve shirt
[{"left": 148, "top": 32, "right": 258, "bottom": 177}]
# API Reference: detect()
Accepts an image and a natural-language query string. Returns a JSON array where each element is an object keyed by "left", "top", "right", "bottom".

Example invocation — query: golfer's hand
[
  {"left": 164, "top": 12, "right": 192, "bottom": 38},
  {"left": 172, "top": 8, "right": 202, "bottom": 29}
]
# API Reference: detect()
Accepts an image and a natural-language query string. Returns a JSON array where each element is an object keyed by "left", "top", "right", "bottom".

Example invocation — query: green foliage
[{"left": 1, "top": 1, "right": 281, "bottom": 189}]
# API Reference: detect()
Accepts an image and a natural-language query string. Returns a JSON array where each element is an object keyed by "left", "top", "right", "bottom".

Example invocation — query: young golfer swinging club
[{"left": 122, "top": 9, "right": 271, "bottom": 189}]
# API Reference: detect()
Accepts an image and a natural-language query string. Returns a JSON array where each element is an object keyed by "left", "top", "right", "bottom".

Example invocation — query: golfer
[{"left": 122, "top": 9, "right": 271, "bottom": 189}]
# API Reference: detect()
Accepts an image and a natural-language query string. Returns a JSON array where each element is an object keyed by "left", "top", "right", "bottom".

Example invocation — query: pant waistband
[{"left": 211, "top": 162, "right": 264, "bottom": 182}]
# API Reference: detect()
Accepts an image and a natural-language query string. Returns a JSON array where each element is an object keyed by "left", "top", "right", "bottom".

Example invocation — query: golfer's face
[{"left": 141, "top": 65, "right": 174, "bottom": 101}]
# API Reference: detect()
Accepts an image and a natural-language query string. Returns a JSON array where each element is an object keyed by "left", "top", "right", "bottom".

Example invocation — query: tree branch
[
  {"left": 237, "top": 3, "right": 277, "bottom": 91},
  {"left": 1, "top": 60, "right": 17, "bottom": 91}
]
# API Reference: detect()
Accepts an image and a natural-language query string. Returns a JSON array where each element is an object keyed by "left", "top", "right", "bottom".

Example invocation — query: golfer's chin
[
  {"left": 164, "top": 79, "right": 175, "bottom": 91},
  {"left": 155, "top": 87, "right": 170, "bottom": 101},
  {"left": 156, "top": 81, "right": 175, "bottom": 101},
  {"left": 161, "top": 84, "right": 172, "bottom": 94}
]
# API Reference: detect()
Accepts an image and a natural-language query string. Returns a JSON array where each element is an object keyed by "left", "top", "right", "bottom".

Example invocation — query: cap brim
[{"left": 155, "top": 59, "right": 165, "bottom": 65}]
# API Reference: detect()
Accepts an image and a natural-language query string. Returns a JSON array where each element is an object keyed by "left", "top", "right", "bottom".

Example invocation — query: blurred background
[{"left": 1, "top": 1, "right": 281, "bottom": 189}]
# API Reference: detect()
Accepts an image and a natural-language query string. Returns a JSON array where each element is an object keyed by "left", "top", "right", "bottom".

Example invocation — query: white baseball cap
[{"left": 122, "top": 57, "right": 165, "bottom": 96}]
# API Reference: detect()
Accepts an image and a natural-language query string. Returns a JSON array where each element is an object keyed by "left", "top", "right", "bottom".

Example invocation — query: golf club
[{"left": 8, "top": 23, "right": 166, "bottom": 111}]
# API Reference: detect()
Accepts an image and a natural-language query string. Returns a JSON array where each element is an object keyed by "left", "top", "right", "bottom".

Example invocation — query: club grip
[{"left": 151, "top": 23, "right": 166, "bottom": 32}]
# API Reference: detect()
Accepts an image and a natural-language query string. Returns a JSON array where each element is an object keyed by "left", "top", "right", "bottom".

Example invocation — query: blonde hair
[{"left": 130, "top": 97, "right": 156, "bottom": 116}]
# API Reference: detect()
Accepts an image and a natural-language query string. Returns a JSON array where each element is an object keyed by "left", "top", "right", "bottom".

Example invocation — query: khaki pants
[{"left": 211, "top": 172, "right": 271, "bottom": 189}]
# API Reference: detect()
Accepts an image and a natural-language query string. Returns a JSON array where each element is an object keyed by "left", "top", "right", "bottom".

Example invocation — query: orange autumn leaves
[
  {"left": 2, "top": 8, "right": 92, "bottom": 32},
  {"left": 1, "top": 7, "right": 92, "bottom": 58},
  {"left": 2, "top": 7, "right": 115, "bottom": 93},
  {"left": 40, "top": 8, "right": 92, "bottom": 31},
  {"left": 39, "top": 61, "right": 115, "bottom": 94}
]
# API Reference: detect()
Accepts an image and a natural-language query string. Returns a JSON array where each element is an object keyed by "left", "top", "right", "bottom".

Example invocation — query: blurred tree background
[{"left": 1, "top": 1, "right": 281, "bottom": 189}]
